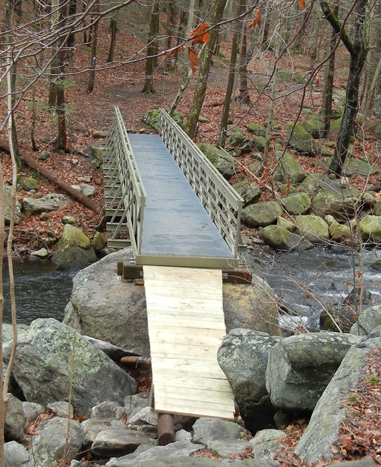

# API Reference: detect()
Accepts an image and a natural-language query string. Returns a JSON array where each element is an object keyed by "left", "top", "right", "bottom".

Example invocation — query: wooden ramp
[{"left": 144, "top": 265, "right": 235, "bottom": 420}]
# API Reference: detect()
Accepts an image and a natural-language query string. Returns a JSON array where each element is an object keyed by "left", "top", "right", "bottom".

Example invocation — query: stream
[{"left": 2, "top": 247, "right": 381, "bottom": 328}]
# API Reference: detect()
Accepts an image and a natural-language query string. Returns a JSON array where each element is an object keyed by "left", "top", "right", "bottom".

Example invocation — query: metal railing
[
  {"left": 104, "top": 107, "right": 146, "bottom": 255},
  {"left": 159, "top": 109, "right": 243, "bottom": 258}
]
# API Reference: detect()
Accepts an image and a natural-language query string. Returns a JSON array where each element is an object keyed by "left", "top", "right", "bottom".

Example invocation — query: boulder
[
  {"left": 83, "top": 336, "right": 139, "bottom": 360},
  {"left": 278, "top": 70, "right": 306, "bottom": 84},
  {"left": 232, "top": 181, "right": 260, "bottom": 207},
  {"left": 52, "top": 224, "right": 97, "bottom": 270},
  {"left": 295, "top": 215, "right": 329, "bottom": 243},
  {"left": 249, "top": 160, "right": 263, "bottom": 176},
  {"left": 299, "top": 173, "right": 332, "bottom": 194},
  {"left": 192, "top": 417, "right": 245, "bottom": 445},
  {"left": 241, "top": 201, "right": 283, "bottom": 228},
  {"left": 311, "top": 186, "right": 360, "bottom": 222},
  {"left": 252, "top": 136, "right": 267, "bottom": 152},
  {"left": 352, "top": 159, "right": 379, "bottom": 176},
  {"left": 281, "top": 193, "right": 311, "bottom": 215},
  {"left": 275, "top": 151, "right": 306, "bottom": 184},
  {"left": 301, "top": 115, "right": 324, "bottom": 139},
  {"left": 4, "top": 186, "right": 22, "bottom": 225},
  {"left": 5, "top": 394, "right": 27, "bottom": 443},
  {"left": 329, "top": 221, "right": 351, "bottom": 241},
  {"left": 277, "top": 216, "right": 296, "bottom": 232},
  {"left": 259, "top": 225, "right": 313, "bottom": 251},
  {"left": 29, "top": 417, "right": 84, "bottom": 467},
  {"left": 3, "top": 318, "right": 137, "bottom": 415},
  {"left": 22, "top": 177, "right": 38, "bottom": 191},
  {"left": 23, "top": 402, "right": 45, "bottom": 424},
  {"left": 218, "top": 329, "right": 281, "bottom": 429},
  {"left": 329, "top": 117, "right": 342, "bottom": 132},
  {"left": 4, "top": 441, "right": 31, "bottom": 467},
  {"left": 223, "top": 275, "right": 279, "bottom": 336},
  {"left": 318, "top": 156, "right": 357, "bottom": 178},
  {"left": 350, "top": 305, "right": 381, "bottom": 336},
  {"left": 142, "top": 109, "right": 183, "bottom": 132},
  {"left": 294, "top": 336, "right": 381, "bottom": 465},
  {"left": 81, "top": 418, "right": 126, "bottom": 449},
  {"left": 47, "top": 401, "right": 73, "bottom": 418},
  {"left": 198, "top": 143, "right": 235, "bottom": 179},
  {"left": 266, "top": 332, "right": 361, "bottom": 411},
  {"left": 247, "top": 123, "right": 266, "bottom": 137},
  {"left": 370, "top": 120, "right": 381, "bottom": 140},
  {"left": 90, "top": 401, "right": 125, "bottom": 419},
  {"left": 287, "top": 123, "right": 318, "bottom": 155},
  {"left": 93, "top": 231, "right": 106, "bottom": 252},
  {"left": 227, "top": 127, "right": 253, "bottom": 150},
  {"left": 332, "top": 89, "right": 346, "bottom": 106},
  {"left": 63, "top": 248, "right": 149, "bottom": 356},
  {"left": 359, "top": 215, "right": 381, "bottom": 242},
  {"left": 80, "top": 183, "right": 96, "bottom": 197},
  {"left": 91, "top": 427, "right": 152, "bottom": 457},
  {"left": 207, "top": 439, "right": 253, "bottom": 458},
  {"left": 22, "top": 193, "right": 71, "bottom": 215},
  {"left": 105, "top": 442, "right": 204, "bottom": 467}
]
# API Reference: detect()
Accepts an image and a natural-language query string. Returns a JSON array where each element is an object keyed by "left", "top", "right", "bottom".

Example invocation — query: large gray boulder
[
  {"left": 232, "top": 181, "right": 260, "bottom": 207},
  {"left": 5, "top": 394, "right": 27, "bottom": 443},
  {"left": 192, "top": 417, "right": 245, "bottom": 445},
  {"left": 63, "top": 248, "right": 149, "bottom": 356},
  {"left": 266, "top": 332, "right": 361, "bottom": 411},
  {"left": 281, "top": 193, "right": 311, "bottom": 215},
  {"left": 259, "top": 225, "right": 313, "bottom": 251},
  {"left": 3, "top": 318, "right": 137, "bottom": 415},
  {"left": 52, "top": 224, "right": 97, "bottom": 270},
  {"left": 241, "top": 201, "right": 283, "bottom": 228},
  {"left": 294, "top": 336, "right": 381, "bottom": 465},
  {"left": 105, "top": 442, "right": 204, "bottom": 467},
  {"left": 198, "top": 143, "right": 235, "bottom": 179},
  {"left": 275, "top": 151, "right": 306, "bottom": 184},
  {"left": 28, "top": 416, "right": 84, "bottom": 467},
  {"left": 301, "top": 115, "right": 324, "bottom": 139},
  {"left": 223, "top": 275, "right": 279, "bottom": 336},
  {"left": 4, "top": 186, "right": 22, "bottom": 225},
  {"left": 91, "top": 427, "right": 152, "bottom": 457},
  {"left": 359, "top": 215, "right": 381, "bottom": 242},
  {"left": 4, "top": 441, "right": 31, "bottom": 467},
  {"left": 295, "top": 215, "right": 329, "bottom": 243},
  {"left": 311, "top": 189, "right": 360, "bottom": 222},
  {"left": 22, "top": 193, "right": 72, "bottom": 215},
  {"left": 287, "top": 123, "right": 318, "bottom": 155},
  {"left": 218, "top": 329, "right": 281, "bottom": 429},
  {"left": 350, "top": 305, "right": 381, "bottom": 336}
]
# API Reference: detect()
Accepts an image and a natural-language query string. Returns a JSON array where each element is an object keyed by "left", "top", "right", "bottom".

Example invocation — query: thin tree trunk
[
  {"left": 164, "top": 1, "right": 175, "bottom": 71},
  {"left": 320, "top": 0, "right": 368, "bottom": 177},
  {"left": 362, "top": 53, "right": 381, "bottom": 124},
  {"left": 87, "top": 1, "right": 99, "bottom": 93},
  {"left": 48, "top": 0, "right": 60, "bottom": 108},
  {"left": 107, "top": 18, "right": 117, "bottom": 63},
  {"left": 239, "top": 19, "right": 250, "bottom": 104},
  {"left": 322, "top": 2, "right": 339, "bottom": 137},
  {"left": 184, "top": 0, "right": 227, "bottom": 138},
  {"left": 219, "top": 0, "right": 244, "bottom": 147},
  {"left": 141, "top": 0, "right": 160, "bottom": 94},
  {"left": 66, "top": 0, "right": 77, "bottom": 66}
]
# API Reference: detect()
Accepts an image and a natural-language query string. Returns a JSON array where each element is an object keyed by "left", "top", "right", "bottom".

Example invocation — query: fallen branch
[{"left": 20, "top": 153, "right": 104, "bottom": 215}]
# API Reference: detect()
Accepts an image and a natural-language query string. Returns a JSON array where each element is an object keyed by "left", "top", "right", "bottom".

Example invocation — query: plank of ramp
[{"left": 144, "top": 265, "right": 235, "bottom": 420}]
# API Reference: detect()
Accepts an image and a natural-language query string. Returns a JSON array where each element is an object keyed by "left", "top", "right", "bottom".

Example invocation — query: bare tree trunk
[
  {"left": 66, "top": 0, "right": 77, "bottom": 66},
  {"left": 184, "top": 0, "right": 227, "bottom": 138},
  {"left": 48, "top": 0, "right": 60, "bottom": 108},
  {"left": 87, "top": 0, "right": 99, "bottom": 93},
  {"left": 219, "top": 0, "right": 244, "bottom": 147},
  {"left": 239, "top": 1, "right": 249, "bottom": 104},
  {"left": 107, "top": 18, "right": 117, "bottom": 63},
  {"left": 320, "top": 0, "right": 368, "bottom": 177},
  {"left": 164, "top": 1, "right": 176, "bottom": 71},
  {"left": 322, "top": 2, "right": 339, "bottom": 137},
  {"left": 142, "top": 0, "right": 160, "bottom": 94}
]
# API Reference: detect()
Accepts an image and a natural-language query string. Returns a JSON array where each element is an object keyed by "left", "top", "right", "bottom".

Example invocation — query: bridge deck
[
  {"left": 144, "top": 265, "right": 235, "bottom": 420},
  {"left": 128, "top": 134, "right": 234, "bottom": 264}
]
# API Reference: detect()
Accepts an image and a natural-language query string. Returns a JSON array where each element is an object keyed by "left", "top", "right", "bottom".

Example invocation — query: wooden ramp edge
[{"left": 143, "top": 265, "right": 235, "bottom": 420}]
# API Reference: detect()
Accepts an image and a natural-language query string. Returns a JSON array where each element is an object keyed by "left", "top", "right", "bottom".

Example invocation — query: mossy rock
[
  {"left": 332, "top": 89, "right": 347, "bottom": 106},
  {"left": 232, "top": 181, "right": 261, "bottom": 207},
  {"left": 329, "top": 222, "right": 351, "bottom": 241},
  {"left": 198, "top": 143, "right": 235, "bottom": 179},
  {"left": 287, "top": 123, "right": 318, "bottom": 156},
  {"left": 318, "top": 157, "right": 357, "bottom": 178},
  {"left": 249, "top": 160, "right": 263, "bottom": 176},
  {"left": 277, "top": 216, "right": 296, "bottom": 232},
  {"left": 359, "top": 215, "right": 381, "bottom": 242},
  {"left": 259, "top": 225, "right": 313, "bottom": 251},
  {"left": 252, "top": 136, "right": 267, "bottom": 152},
  {"left": 353, "top": 159, "right": 379, "bottom": 176},
  {"left": 246, "top": 123, "right": 266, "bottom": 137},
  {"left": 241, "top": 201, "right": 283, "bottom": 228},
  {"left": 281, "top": 193, "right": 311, "bottom": 215},
  {"left": 301, "top": 115, "right": 325, "bottom": 139},
  {"left": 22, "top": 177, "right": 38, "bottom": 191},
  {"left": 142, "top": 109, "right": 184, "bottom": 132},
  {"left": 276, "top": 151, "right": 306, "bottom": 184},
  {"left": 329, "top": 117, "right": 342, "bottom": 133},
  {"left": 295, "top": 215, "right": 329, "bottom": 243},
  {"left": 370, "top": 120, "right": 381, "bottom": 140},
  {"left": 227, "top": 127, "right": 253, "bottom": 150}
]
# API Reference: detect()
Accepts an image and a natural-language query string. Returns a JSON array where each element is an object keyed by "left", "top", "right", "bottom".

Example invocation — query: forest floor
[{"left": 1, "top": 21, "right": 381, "bottom": 467}]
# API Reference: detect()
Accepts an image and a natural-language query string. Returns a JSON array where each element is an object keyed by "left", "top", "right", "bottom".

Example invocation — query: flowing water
[
  {"left": 2, "top": 259, "right": 77, "bottom": 325},
  {"left": 245, "top": 246, "right": 381, "bottom": 329},
  {"left": 2, "top": 247, "right": 381, "bottom": 328}
]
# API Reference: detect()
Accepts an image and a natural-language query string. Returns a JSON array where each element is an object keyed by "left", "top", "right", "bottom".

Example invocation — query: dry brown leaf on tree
[
  {"left": 188, "top": 48, "right": 199, "bottom": 73},
  {"left": 189, "top": 23, "right": 209, "bottom": 43},
  {"left": 248, "top": 9, "right": 261, "bottom": 28},
  {"left": 299, "top": 0, "right": 306, "bottom": 10}
]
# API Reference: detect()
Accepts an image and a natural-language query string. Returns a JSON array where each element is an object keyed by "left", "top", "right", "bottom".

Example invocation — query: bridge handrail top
[
  {"left": 159, "top": 109, "right": 244, "bottom": 207},
  {"left": 114, "top": 107, "right": 147, "bottom": 200}
]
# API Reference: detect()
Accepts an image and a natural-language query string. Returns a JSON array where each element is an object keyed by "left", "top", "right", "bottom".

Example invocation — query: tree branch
[{"left": 320, "top": 1, "right": 355, "bottom": 56}]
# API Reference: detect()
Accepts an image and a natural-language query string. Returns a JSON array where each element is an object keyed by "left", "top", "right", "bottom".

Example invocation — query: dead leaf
[
  {"left": 299, "top": 0, "right": 306, "bottom": 10},
  {"left": 189, "top": 23, "right": 209, "bottom": 44},
  {"left": 188, "top": 48, "right": 199, "bottom": 73},
  {"left": 248, "top": 9, "right": 261, "bottom": 28}
]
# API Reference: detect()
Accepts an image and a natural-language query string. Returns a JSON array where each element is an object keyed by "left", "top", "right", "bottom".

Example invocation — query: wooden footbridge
[{"left": 103, "top": 108, "right": 246, "bottom": 438}]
